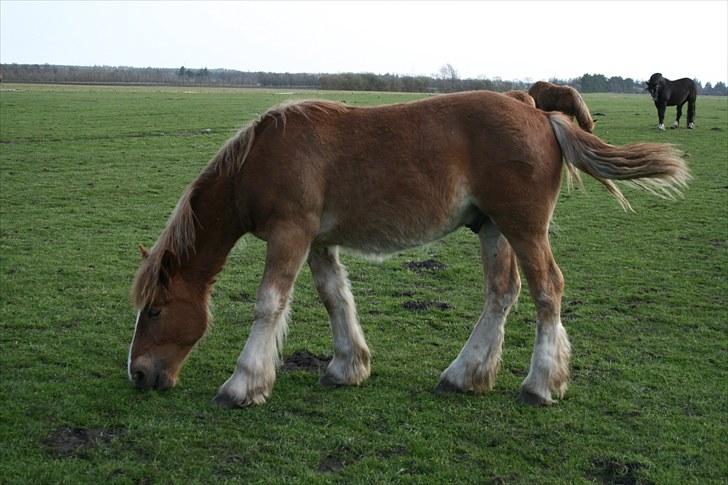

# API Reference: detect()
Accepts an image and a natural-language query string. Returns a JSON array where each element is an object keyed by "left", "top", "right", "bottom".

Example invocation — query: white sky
[{"left": 1, "top": 1, "right": 727, "bottom": 84}]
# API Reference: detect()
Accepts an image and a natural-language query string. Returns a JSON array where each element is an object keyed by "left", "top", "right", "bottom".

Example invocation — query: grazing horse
[
  {"left": 128, "top": 91, "right": 689, "bottom": 408},
  {"left": 646, "top": 73, "right": 697, "bottom": 130},
  {"left": 528, "top": 81, "right": 595, "bottom": 132}
]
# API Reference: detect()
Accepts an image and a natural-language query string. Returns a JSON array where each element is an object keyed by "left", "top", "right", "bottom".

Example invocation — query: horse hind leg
[
  {"left": 506, "top": 233, "right": 571, "bottom": 405},
  {"left": 308, "top": 246, "right": 371, "bottom": 387},
  {"left": 687, "top": 97, "right": 696, "bottom": 128},
  {"left": 436, "top": 221, "right": 521, "bottom": 394},
  {"left": 214, "top": 228, "right": 312, "bottom": 407}
]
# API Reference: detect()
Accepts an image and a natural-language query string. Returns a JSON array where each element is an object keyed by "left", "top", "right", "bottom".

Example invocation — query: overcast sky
[{"left": 1, "top": 1, "right": 727, "bottom": 84}]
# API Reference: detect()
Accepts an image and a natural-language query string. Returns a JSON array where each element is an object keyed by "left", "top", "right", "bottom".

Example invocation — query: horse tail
[
  {"left": 568, "top": 87, "right": 595, "bottom": 133},
  {"left": 548, "top": 113, "right": 690, "bottom": 211}
]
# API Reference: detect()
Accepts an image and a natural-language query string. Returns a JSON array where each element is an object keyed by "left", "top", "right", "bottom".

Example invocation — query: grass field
[{"left": 1, "top": 84, "right": 726, "bottom": 484}]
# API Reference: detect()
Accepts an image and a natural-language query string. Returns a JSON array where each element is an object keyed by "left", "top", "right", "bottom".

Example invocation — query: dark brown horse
[
  {"left": 646, "top": 73, "right": 697, "bottom": 130},
  {"left": 129, "top": 91, "right": 688, "bottom": 408},
  {"left": 528, "top": 81, "right": 595, "bottom": 132}
]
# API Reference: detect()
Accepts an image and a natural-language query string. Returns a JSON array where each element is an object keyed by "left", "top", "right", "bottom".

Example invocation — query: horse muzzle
[{"left": 129, "top": 356, "right": 176, "bottom": 390}]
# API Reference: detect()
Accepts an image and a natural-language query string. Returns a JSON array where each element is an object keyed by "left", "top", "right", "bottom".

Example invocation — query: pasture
[{"left": 1, "top": 84, "right": 726, "bottom": 483}]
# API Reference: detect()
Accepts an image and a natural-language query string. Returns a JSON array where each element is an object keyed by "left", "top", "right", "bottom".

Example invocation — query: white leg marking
[
  {"left": 127, "top": 311, "right": 141, "bottom": 380},
  {"left": 216, "top": 288, "right": 289, "bottom": 406},
  {"left": 310, "top": 247, "right": 370, "bottom": 386},
  {"left": 438, "top": 307, "right": 508, "bottom": 392},
  {"left": 688, "top": 122, "right": 695, "bottom": 129},
  {"left": 672, "top": 120, "right": 679, "bottom": 128},
  {"left": 658, "top": 123, "right": 666, "bottom": 131},
  {"left": 438, "top": 224, "right": 519, "bottom": 393},
  {"left": 521, "top": 320, "right": 571, "bottom": 404}
]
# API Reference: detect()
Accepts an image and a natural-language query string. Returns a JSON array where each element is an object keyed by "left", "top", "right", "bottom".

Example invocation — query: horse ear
[{"left": 139, "top": 244, "right": 150, "bottom": 259}]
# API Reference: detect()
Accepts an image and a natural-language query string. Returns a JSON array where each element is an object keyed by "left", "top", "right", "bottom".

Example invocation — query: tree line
[{"left": 1, "top": 63, "right": 725, "bottom": 95}]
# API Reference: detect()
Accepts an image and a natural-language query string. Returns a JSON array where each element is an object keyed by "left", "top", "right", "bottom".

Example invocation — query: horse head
[
  {"left": 646, "top": 73, "right": 664, "bottom": 101},
  {"left": 128, "top": 245, "right": 210, "bottom": 390}
]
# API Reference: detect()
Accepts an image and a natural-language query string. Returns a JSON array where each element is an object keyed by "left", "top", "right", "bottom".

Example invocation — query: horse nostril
[{"left": 133, "top": 371, "right": 145, "bottom": 387}]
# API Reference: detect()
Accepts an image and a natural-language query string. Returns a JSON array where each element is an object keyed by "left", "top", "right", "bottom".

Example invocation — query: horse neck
[{"left": 179, "top": 169, "right": 245, "bottom": 290}]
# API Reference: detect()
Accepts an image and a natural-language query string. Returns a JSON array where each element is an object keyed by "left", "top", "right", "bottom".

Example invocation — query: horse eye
[{"left": 147, "top": 307, "right": 161, "bottom": 318}]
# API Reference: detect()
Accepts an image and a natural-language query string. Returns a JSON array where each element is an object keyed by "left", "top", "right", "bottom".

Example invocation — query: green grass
[{"left": 1, "top": 84, "right": 726, "bottom": 484}]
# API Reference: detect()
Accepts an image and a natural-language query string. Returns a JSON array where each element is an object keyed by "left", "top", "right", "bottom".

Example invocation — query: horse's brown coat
[{"left": 504, "top": 90, "right": 536, "bottom": 107}]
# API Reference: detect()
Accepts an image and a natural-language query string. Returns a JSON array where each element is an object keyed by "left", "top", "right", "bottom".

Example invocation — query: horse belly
[{"left": 314, "top": 189, "right": 480, "bottom": 255}]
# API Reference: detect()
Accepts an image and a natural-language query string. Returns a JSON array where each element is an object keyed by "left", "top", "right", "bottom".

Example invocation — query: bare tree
[{"left": 438, "top": 63, "right": 458, "bottom": 81}]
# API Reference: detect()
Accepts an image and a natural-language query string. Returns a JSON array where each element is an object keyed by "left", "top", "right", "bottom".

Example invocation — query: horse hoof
[
  {"left": 657, "top": 124, "right": 666, "bottom": 131},
  {"left": 434, "top": 378, "right": 462, "bottom": 394},
  {"left": 212, "top": 389, "right": 266, "bottom": 408},
  {"left": 688, "top": 123, "right": 695, "bottom": 129},
  {"left": 212, "top": 392, "right": 245, "bottom": 409},
  {"left": 318, "top": 373, "right": 344, "bottom": 388},
  {"left": 518, "top": 388, "right": 555, "bottom": 406}
]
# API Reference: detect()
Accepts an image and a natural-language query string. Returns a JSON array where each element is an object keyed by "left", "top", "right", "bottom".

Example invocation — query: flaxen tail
[{"left": 549, "top": 113, "right": 690, "bottom": 211}]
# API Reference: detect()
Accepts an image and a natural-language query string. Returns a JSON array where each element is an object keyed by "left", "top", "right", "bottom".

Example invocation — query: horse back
[
  {"left": 663, "top": 78, "right": 698, "bottom": 105},
  {"left": 239, "top": 92, "right": 562, "bottom": 250}
]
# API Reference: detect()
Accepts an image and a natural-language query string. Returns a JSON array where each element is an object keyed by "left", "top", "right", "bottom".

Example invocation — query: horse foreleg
[
  {"left": 214, "top": 229, "right": 311, "bottom": 407},
  {"left": 656, "top": 102, "right": 667, "bottom": 130},
  {"left": 673, "top": 103, "right": 684, "bottom": 128},
  {"left": 436, "top": 221, "right": 521, "bottom": 394},
  {"left": 508, "top": 234, "right": 571, "bottom": 406},
  {"left": 309, "top": 246, "right": 371, "bottom": 387},
  {"left": 687, "top": 97, "right": 696, "bottom": 128}
]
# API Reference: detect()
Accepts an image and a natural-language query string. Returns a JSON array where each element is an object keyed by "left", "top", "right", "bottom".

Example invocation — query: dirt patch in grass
[
  {"left": 229, "top": 291, "right": 254, "bottom": 303},
  {"left": 377, "top": 445, "right": 408, "bottom": 459},
  {"left": 404, "top": 258, "right": 446, "bottom": 273},
  {"left": 589, "top": 457, "right": 653, "bottom": 485},
  {"left": 317, "top": 445, "right": 361, "bottom": 473},
  {"left": 402, "top": 300, "right": 452, "bottom": 311},
  {"left": 317, "top": 455, "right": 346, "bottom": 473},
  {"left": 43, "top": 426, "right": 124, "bottom": 458},
  {"left": 282, "top": 350, "right": 331, "bottom": 372}
]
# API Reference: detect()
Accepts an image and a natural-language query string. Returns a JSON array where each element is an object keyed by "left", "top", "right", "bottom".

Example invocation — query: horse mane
[{"left": 131, "top": 99, "right": 350, "bottom": 309}]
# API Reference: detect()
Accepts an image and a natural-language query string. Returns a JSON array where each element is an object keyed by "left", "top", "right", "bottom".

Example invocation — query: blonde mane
[{"left": 131, "top": 99, "right": 350, "bottom": 309}]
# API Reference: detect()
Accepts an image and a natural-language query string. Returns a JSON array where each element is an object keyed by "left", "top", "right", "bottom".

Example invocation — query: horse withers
[
  {"left": 646, "top": 73, "right": 697, "bottom": 130},
  {"left": 128, "top": 91, "right": 689, "bottom": 408}
]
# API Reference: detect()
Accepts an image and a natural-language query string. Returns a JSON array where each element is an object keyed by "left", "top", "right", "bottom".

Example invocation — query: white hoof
[
  {"left": 671, "top": 120, "right": 679, "bottom": 129},
  {"left": 657, "top": 124, "right": 665, "bottom": 131},
  {"left": 688, "top": 122, "right": 695, "bottom": 129}
]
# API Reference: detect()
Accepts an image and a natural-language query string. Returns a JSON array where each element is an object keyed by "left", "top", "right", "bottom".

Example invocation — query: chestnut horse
[
  {"left": 528, "top": 81, "right": 595, "bottom": 132},
  {"left": 129, "top": 91, "right": 688, "bottom": 408}
]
